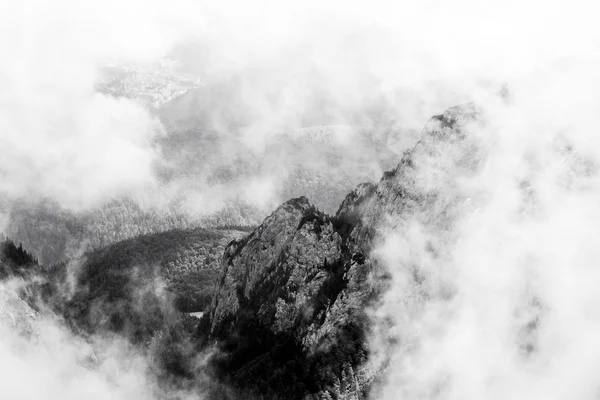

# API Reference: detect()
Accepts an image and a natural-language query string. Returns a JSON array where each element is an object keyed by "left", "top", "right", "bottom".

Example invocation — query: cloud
[
  {"left": 0, "top": 280, "right": 160, "bottom": 400},
  {"left": 0, "top": 0, "right": 204, "bottom": 210},
  {"left": 369, "top": 54, "right": 600, "bottom": 399},
  {"left": 0, "top": 272, "right": 214, "bottom": 400},
  {"left": 3, "top": 0, "right": 600, "bottom": 214},
  {"left": 146, "top": 0, "right": 600, "bottom": 221},
  {"left": 5, "top": 0, "right": 600, "bottom": 397}
]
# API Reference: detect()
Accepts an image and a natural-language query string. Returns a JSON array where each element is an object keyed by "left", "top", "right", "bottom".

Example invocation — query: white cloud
[
  {"left": 0, "top": 282, "right": 159, "bottom": 400},
  {"left": 5, "top": 0, "right": 600, "bottom": 397},
  {"left": 370, "top": 56, "right": 600, "bottom": 399},
  {"left": 0, "top": 0, "right": 204, "bottom": 210},
  {"left": 3, "top": 0, "right": 600, "bottom": 212}
]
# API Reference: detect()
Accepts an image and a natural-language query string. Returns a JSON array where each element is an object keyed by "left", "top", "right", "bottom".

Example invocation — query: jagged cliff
[
  {"left": 200, "top": 197, "right": 372, "bottom": 399},
  {"left": 199, "top": 103, "right": 482, "bottom": 399}
]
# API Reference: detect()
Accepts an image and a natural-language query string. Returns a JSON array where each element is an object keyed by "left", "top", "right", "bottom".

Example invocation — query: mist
[
  {"left": 370, "top": 61, "right": 600, "bottom": 399},
  {"left": 3, "top": 0, "right": 600, "bottom": 398},
  {"left": 3, "top": 0, "right": 597, "bottom": 214},
  {"left": 0, "top": 279, "right": 173, "bottom": 400}
]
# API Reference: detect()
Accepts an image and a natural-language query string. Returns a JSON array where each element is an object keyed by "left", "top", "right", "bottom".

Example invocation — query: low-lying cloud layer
[
  {"left": 4, "top": 0, "right": 600, "bottom": 398},
  {"left": 0, "top": 280, "right": 161, "bottom": 399},
  {"left": 8, "top": 0, "right": 595, "bottom": 213},
  {"left": 371, "top": 59, "right": 600, "bottom": 399}
]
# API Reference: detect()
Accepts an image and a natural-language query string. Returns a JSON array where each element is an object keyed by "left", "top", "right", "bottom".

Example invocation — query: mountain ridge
[
  {"left": 0, "top": 103, "right": 481, "bottom": 399},
  {"left": 194, "top": 103, "right": 481, "bottom": 399}
]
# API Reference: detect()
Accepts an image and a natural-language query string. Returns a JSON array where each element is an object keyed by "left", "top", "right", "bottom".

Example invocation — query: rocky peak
[
  {"left": 336, "top": 103, "right": 482, "bottom": 243},
  {"left": 202, "top": 195, "right": 375, "bottom": 398},
  {"left": 200, "top": 104, "right": 484, "bottom": 399}
]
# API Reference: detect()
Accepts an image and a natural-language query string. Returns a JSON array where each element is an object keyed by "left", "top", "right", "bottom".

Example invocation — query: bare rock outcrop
[{"left": 200, "top": 103, "right": 483, "bottom": 399}]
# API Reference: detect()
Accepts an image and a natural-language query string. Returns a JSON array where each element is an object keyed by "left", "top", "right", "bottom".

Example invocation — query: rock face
[
  {"left": 204, "top": 197, "right": 373, "bottom": 399},
  {"left": 201, "top": 103, "right": 482, "bottom": 399},
  {"left": 209, "top": 198, "right": 343, "bottom": 337}
]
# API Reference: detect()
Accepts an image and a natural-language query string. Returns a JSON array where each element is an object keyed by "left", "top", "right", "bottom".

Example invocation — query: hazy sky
[{"left": 3, "top": 0, "right": 596, "bottom": 211}]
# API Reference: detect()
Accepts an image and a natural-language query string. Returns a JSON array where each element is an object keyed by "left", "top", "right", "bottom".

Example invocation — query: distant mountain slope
[
  {"left": 46, "top": 227, "right": 247, "bottom": 338},
  {"left": 4, "top": 57, "right": 409, "bottom": 268},
  {"left": 4, "top": 197, "right": 258, "bottom": 266},
  {"left": 4, "top": 120, "right": 398, "bottom": 266}
]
